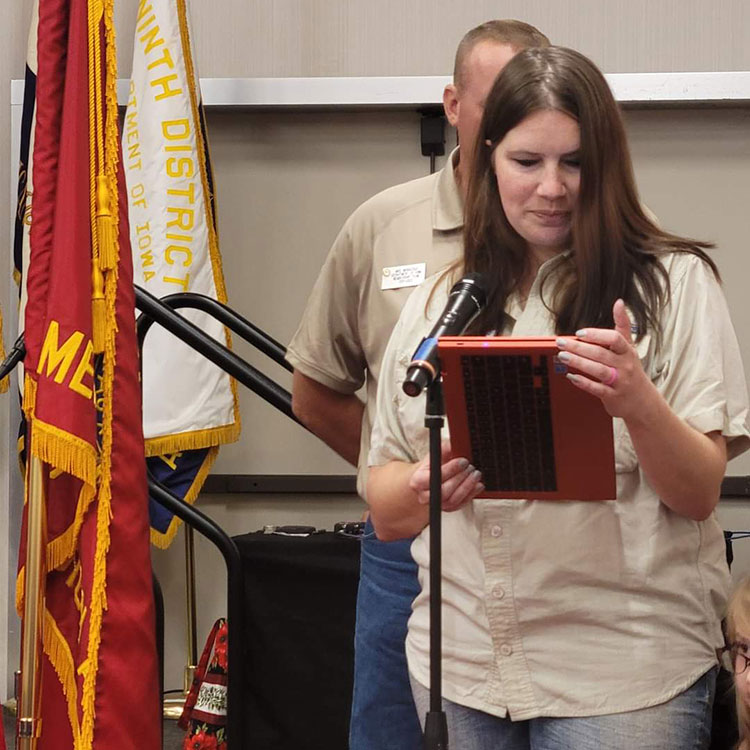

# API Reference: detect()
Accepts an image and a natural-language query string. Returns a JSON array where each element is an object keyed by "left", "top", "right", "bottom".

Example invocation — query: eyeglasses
[{"left": 721, "top": 644, "right": 750, "bottom": 675}]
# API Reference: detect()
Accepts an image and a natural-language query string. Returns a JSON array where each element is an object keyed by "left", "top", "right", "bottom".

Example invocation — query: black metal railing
[
  {"left": 134, "top": 286, "right": 305, "bottom": 749},
  {"left": 147, "top": 473, "right": 244, "bottom": 747},
  {"left": 135, "top": 286, "right": 297, "bottom": 423}
]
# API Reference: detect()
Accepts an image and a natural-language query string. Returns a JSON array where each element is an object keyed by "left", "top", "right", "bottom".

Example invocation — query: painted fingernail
[
  {"left": 555, "top": 337, "right": 567, "bottom": 348},
  {"left": 457, "top": 458, "right": 469, "bottom": 469},
  {"left": 472, "top": 470, "right": 482, "bottom": 481},
  {"left": 566, "top": 373, "right": 581, "bottom": 383},
  {"left": 575, "top": 329, "right": 587, "bottom": 337},
  {"left": 557, "top": 351, "right": 571, "bottom": 362}
]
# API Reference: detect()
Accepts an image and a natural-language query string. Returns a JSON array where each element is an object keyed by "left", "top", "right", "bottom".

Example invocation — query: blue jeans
[
  {"left": 349, "top": 518, "right": 422, "bottom": 750},
  {"left": 411, "top": 666, "right": 717, "bottom": 750}
]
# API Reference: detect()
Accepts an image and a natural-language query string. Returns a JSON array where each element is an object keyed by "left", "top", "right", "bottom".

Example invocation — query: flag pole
[
  {"left": 163, "top": 526, "right": 199, "bottom": 719},
  {"left": 17, "top": 454, "right": 46, "bottom": 750},
  {"left": 184, "top": 525, "right": 199, "bottom": 690}
]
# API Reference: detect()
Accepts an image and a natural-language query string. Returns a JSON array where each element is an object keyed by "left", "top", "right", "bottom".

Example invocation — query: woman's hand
[
  {"left": 367, "top": 440, "right": 484, "bottom": 540},
  {"left": 555, "top": 299, "right": 659, "bottom": 420},
  {"left": 408, "top": 439, "right": 484, "bottom": 512},
  {"left": 555, "top": 298, "right": 726, "bottom": 521}
]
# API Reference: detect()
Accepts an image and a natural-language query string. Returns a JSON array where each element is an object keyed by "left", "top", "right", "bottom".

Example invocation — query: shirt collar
[
  {"left": 432, "top": 147, "right": 463, "bottom": 232},
  {"left": 504, "top": 251, "right": 573, "bottom": 324}
]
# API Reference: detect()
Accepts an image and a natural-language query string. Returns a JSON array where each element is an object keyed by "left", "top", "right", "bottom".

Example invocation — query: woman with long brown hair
[{"left": 367, "top": 46, "right": 750, "bottom": 748}]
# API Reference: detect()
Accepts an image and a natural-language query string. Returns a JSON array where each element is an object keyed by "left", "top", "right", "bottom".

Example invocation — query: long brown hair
[
  {"left": 727, "top": 577, "right": 750, "bottom": 749},
  {"left": 460, "top": 46, "right": 717, "bottom": 341}
]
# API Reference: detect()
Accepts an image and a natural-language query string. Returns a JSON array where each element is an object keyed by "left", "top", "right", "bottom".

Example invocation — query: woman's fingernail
[
  {"left": 457, "top": 458, "right": 469, "bottom": 469},
  {"left": 556, "top": 337, "right": 567, "bottom": 348},
  {"left": 557, "top": 351, "right": 571, "bottom": 362},
  {"left": 472, "top": 470, "right": 482, "bottom": 481},
  {"left": 575, "top": 329, "right": 587, "bottom": 337},
  {"left": 566, "top": 373, "right": 581, "bottom": 383}
]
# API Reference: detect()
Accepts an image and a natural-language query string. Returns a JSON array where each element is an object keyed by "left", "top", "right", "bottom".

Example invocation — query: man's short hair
[{"left": 453, "top": 20, "right": 550, "bottom": 89}]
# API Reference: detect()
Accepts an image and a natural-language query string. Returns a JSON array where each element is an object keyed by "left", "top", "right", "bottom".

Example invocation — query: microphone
[{"left": 402, "top": 272, "right": 487, "bottom": 397}]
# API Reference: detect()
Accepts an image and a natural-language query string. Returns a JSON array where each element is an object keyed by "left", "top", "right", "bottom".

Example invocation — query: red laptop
[{"left": 438, "top": 336, "right": 616, "bottom": 501}]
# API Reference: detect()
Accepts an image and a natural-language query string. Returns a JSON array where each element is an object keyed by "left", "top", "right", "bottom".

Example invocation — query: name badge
[{"left": 381, "top": 263, "right": 426, "bottom": 291}]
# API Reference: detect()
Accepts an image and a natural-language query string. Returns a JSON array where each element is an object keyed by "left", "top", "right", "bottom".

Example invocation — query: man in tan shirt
[{"left": 286, "top": 20, "right": 550, "bottom": 750}]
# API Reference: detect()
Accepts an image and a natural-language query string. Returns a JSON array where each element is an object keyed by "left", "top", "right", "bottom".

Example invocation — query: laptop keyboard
[{"left": 461, "top": 354, "right": 557, "bottom": 492}]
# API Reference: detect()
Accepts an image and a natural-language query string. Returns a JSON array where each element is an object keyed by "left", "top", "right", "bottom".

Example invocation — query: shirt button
[
  {"left": 492, "top": 585, "right": 504, "bottom": 599},
  {"left": 491, "top": 525, "right": 503, "bottom": 537},
  {"left": 500, "top": 644, "right": 513, "bottom": 657}
]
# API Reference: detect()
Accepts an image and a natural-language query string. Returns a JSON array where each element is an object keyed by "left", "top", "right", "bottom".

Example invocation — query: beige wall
[
  {"left": 115, "top": 0, "right": 750, "bottom": 77},
  {"left": 203, "top": 106, "right": 750, "bottom": 478},
  {"left": 4, "top": 0, "right": 750, "bottom": 701}
]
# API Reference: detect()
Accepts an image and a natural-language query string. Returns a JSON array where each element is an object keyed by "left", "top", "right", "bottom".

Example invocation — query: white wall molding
[{"left": 11, "top": 71, "right": 750, "bottom": 109}]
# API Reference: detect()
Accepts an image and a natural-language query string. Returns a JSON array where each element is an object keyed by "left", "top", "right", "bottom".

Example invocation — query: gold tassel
[
  {"left": 95, "top": 175, "right": 115, "bottom": 271},
  {"left": 91, "top": 261, "right": 105, "bottom": 354},
  {"left": 22, "top": 374, "right": 37, "bottom": 418}
]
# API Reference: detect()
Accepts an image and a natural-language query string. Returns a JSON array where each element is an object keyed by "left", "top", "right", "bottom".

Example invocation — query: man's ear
[{"left": 443, "top": 84, "right": 460, "bottom": 128}]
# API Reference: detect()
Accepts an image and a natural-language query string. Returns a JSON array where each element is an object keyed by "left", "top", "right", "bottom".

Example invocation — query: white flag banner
[{"left": 123, "top": 0, "right": 239, "bottom": 457}]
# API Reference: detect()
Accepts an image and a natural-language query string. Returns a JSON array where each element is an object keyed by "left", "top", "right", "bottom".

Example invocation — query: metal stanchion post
[
  {"left": 163, "top": 525, "right": 199, "bottom": 719},
  {"left": 184, "top": 525, "right": 199, "bottom": 691}
]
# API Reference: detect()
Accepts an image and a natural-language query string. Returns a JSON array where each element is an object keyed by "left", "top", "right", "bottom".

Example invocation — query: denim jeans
[
  {"left": 349, "top": 518, "right": 422, "bottom": 750},
  {"left": 411, "top": 666, "right": 717, "bottom": 750}
]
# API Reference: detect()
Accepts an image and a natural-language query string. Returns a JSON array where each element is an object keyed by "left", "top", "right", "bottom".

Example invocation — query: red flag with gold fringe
[{"left": 17, "top": 0, "right": 161, "bottom": 747}]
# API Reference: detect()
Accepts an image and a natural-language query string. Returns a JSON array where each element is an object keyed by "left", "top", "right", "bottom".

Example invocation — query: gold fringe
[
  {"left": 91, "top": 260, "right": 105, "bottom": 354},
  {"left": 91, "top": 297, "right": 105, "bottom": 354},
  {"left": 79, "top": 425, "right": 113, "bottom": 750},
  {"left": 43, "top": 608, "right": 82, "bottom": 744},
  {"left": 48, "top": 526, "right": 78, "bottom": 573},
  {"left": 95, "top": 174, "right": 115, "bottom": 271},
  {"left": 22, "top": 374, "right": 37, "bottom": 418},
  {"left": 46, "top": 483, "right": 97, "bottom": 572},
  {"left": 80, "top": 0, "right": 120, "bottom": 743},
  {"left": 176, "top": 0, "right": 241, "bottom": 438},
  {"left": 30, "top": 419, "right": 98, "bottom": 488},
  {"left": 87, "top": 0, "right": 103, "bottom": 257},
  {"left": 150, "top": 445, "right": 218, "bottom": 548},
  {"left": 144, "top": 421, "right": 240, "bottom": 457}
]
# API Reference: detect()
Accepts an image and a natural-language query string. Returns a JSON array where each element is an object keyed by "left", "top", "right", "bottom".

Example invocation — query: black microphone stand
[{"left": 423, "top": 377, "right": 449, "bottom": 750}]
